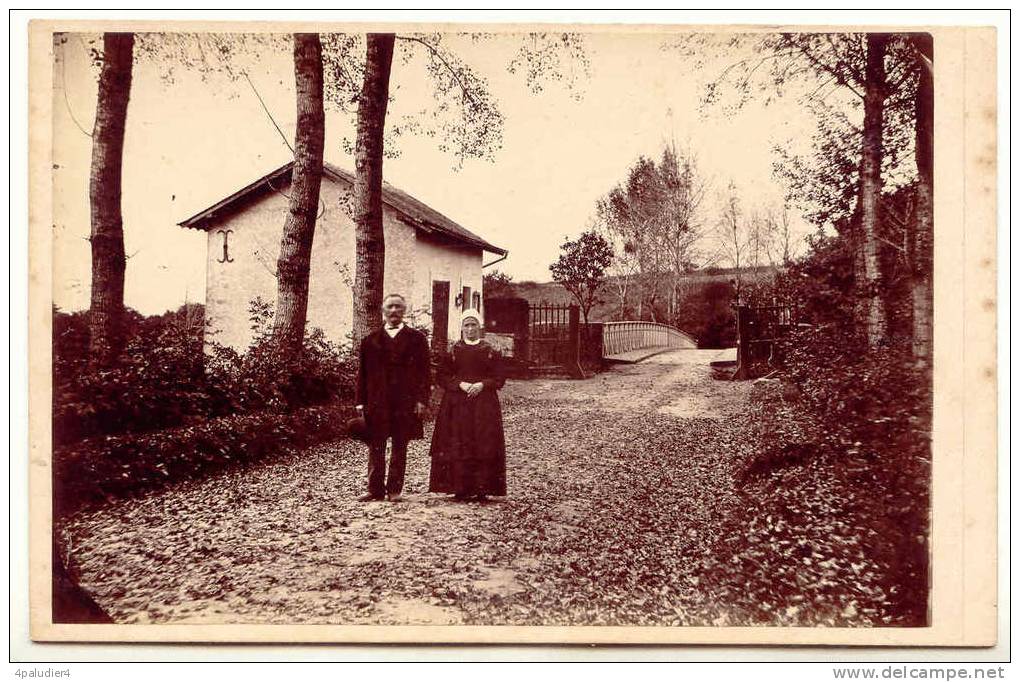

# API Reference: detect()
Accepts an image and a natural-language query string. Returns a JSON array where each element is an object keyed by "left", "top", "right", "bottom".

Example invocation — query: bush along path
[
  {"left": 60, "top": 349, "right": 927, "bottom": 626},
  {"left": 692, "top": 379, "right": 929, "bottom": 627}
]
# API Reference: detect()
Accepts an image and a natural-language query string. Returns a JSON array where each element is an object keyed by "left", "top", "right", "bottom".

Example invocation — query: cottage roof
[{"left": 178, "top": 161, "right": 507, "bottom": 256}]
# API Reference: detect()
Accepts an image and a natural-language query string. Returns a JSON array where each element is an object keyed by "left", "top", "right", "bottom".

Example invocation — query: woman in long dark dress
[{"left": 428, "top": 309, "right": 507, "bottom": 501}]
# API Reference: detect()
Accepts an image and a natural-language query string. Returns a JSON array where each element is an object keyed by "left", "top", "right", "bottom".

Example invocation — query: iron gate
[
  {"left": 528, "top": 304, "right": 577, "bottom": 367},
  {"left": 735, "top": 303, "right": 799, "bottom": 377}
]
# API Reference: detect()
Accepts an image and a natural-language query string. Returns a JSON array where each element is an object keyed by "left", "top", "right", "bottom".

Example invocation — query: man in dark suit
[{"left": 355, "top": 293, "right": 431, "bottom": 502}]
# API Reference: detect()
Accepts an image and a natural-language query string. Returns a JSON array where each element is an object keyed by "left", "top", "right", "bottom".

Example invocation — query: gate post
[
  {"left": 568, "top": 305, "right": 584, "bottom": 378},
  {"left": 734, "top": 304, "right": 750, "bottom": 380}
]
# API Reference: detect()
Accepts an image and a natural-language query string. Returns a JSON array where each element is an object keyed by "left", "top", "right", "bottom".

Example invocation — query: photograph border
[{"left": 24, "top": 18, "right": 999, "bottom": 647}]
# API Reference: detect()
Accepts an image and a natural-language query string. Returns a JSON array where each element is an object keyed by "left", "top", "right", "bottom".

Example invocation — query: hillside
[{"left": 503, "top": 266, "right": 779, "bottom": 324}]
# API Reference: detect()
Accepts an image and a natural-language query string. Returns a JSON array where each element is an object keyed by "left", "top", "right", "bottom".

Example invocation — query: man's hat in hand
[{"left": 346, "top": 415, "right": 368, "bottom": 442}]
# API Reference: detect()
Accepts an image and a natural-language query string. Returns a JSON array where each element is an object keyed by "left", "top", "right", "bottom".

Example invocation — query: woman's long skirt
[{"left": 428, "top": 389, "right": 507, "bottom": 497}]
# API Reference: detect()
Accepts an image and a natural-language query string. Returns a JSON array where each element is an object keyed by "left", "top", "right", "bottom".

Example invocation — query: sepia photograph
[{"left": 24, "top": 17, "right": 998, "bottom": 647}]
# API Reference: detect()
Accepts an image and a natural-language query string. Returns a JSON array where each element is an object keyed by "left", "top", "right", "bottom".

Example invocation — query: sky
[{"left": 52, "top": 30, "right": 824, "bottom": 315}]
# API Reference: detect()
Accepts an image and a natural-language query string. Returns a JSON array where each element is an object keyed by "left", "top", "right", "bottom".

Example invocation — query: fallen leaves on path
[{"left": 62, "top": 350, "right": 922, "bottom": 627}]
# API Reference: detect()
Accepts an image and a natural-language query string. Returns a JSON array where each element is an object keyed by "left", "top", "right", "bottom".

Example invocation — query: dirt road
[{"left": 66, "top": 348, "right": 755, "bottom": 626}]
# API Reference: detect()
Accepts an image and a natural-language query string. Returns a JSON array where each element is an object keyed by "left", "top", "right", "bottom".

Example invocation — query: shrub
[
  {"left": 674, "top": 280, "right": 738, "bottom": 348},
  {"left": 712, "top": 186, "right": 932, "bottom": 624},
  {"left": 482, "top": 270, "right": 515, "bottom": 301},
  {"left": 52, "top": 307, "right": 90, "bottom": 380},
  {"left": 53, "top": 305, "right": 216, "bottom": 445},
  {"left": 777, "top": 324, "right": 931, "bottom": 461},
  {"left": 751, "top": 234, "right": 855, "bottom": 326},
  {"left": 732, "top": 328, "right": 932, "bottom": 625},
  {"left": 53, "top": 403, "right": 355, "bottom": 518},
  {"left": 205, "top": 299, "right": 357, "bottom": 414},
  {"left": 53, "top": 299, "right": 358, "bottom": 445}
]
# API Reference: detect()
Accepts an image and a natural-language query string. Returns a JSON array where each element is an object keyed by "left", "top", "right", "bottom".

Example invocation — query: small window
[{"left": 472, "top": 292, "right": 481, "bottom": 311}]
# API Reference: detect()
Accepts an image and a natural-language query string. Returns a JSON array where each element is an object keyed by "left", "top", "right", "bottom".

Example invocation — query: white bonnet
[{"left": 460, "top": 308, "right": 483, "bottom": 325}]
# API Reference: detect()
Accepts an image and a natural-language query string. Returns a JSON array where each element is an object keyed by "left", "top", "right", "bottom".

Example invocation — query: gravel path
[{"left": 64, "top": 349, "right": 757, "bottom": 626}]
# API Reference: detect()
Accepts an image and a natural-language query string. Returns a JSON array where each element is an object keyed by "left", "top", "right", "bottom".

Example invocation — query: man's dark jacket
[{"left": 356, "top": 326, "right": 431, "bottom": 442}]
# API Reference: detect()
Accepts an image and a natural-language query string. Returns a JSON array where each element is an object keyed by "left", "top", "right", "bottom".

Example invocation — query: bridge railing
[{"left": 602, "top": 321, "right": 698, "bottom": 357}]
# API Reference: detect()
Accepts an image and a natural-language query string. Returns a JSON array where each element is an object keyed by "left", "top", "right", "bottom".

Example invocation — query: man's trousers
[{"left": 367, "top": 436, "right": 409, "bottom": 497}]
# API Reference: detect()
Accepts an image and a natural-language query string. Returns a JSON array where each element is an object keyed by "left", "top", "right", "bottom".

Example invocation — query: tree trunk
[
  {"left": 911, "top": 33, "right": 934, "bottom": 365},
  {"left": 351, "top": 33, "right": 395, "bottom": 346},
  {"left": 781, "top": 209, "right": 792, "bottom": 265},
  {"left": 87, "top": 33, "right": 134, "bottom": 369},
  {"left": 617, "top": 275, "right": 628, "bottom": 320},
  {"left": 271, "top": 33, "right": 325, "bottom": 360},
  {"left": 858, "top": 32, "right": 889, "bottom": 347}
]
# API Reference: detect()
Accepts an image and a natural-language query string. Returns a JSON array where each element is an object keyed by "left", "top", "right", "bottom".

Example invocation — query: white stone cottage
[{"left": 179, "top": 162, "right": 507, "bottom": 353}]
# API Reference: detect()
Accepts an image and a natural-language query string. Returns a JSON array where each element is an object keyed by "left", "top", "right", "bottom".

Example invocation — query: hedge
[
  {"left": 53, "top": 403, "right": 356, "bottom": 519},
  {"left": 53, "top": 302, "right": 358, "bottom": 447}
]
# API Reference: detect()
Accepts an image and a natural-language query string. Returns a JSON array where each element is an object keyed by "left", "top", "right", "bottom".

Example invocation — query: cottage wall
[
  {"left": 204, "top": 189, "right": 289, "bottom": 353},
  {"left": 412, "top": 232, "right": 484, "bottom": 346},
  {"left": 203, "top": 178, "right": 485, "bottom": 353}
]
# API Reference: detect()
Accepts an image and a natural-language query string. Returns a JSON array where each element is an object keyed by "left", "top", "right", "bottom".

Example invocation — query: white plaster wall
[
  {"left": 412, "top": 232, "right": 484, "bottom": 345},
  {"left": 203, "top": 177, "right": 484, "bottom": 353},
  {"left": 204, "top": 190, "right": 289, "bottom": 353}
]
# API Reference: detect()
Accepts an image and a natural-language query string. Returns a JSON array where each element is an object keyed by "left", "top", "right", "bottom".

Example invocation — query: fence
[
  {"left": 602, "top": 321, "right": 698, "bottom": 357},
  {"left": 734, "top": 304, "right": 799, "bottom": 378},
  {"left": 528, "top": 303, "right": 578, "bottom": 368},
  {"left": 482, "top": 299, "right": 586, "bottom": 377},
  {"left": 484, "top": 299, "right": 699, "bottom": 375}
]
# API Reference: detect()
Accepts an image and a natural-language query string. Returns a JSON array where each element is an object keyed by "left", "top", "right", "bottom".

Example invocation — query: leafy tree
[
  {"left": 857, "top": 33, "right": 892, "bottom": 346},
  {"left": 220, "top": 32, "right": 591, "bottom": 358},
  {"left": 156, "top": 32, "right": 327, "bottom": 360},
  {"left": 334, "top": 32, "right": 589, "bottom": 345},
  {"left": 772, "top": 101, "right": 863, "bottom": 230},
  {"left": 764, "top": 35, "right": 931, "bottom": 361},
  {"left": 80, "top": 32, "right": 323, "bottom": 363},
  {"left": 596, "top": 155, "right": 665, "bottom": 320},
  {"left": 678, "top": 32, "right": 920, "bottom": 348},
  {"left": 74, "top": 32, "right": 589, "bottom": 354},
  {"left": 909, "top": 34, "right": 933, "bottom": 366},
  {"left": 745, "top": 204, "right": 797, "bottom": 268},
  {"left": 715, "top": 180, "right": 749, "bottom": 300},
  {"left": 596, "top": 217, "right": 641, "bottom": 320},
  {"left": 482, "top": 270, "right": 515, "bottom": 301},
  {"left": 657, "top": 143, "right": 708, "bottom": 319},
  {"left": 595, "top": 143, "right": 706, "bottom": 322},
  {"left": 550, "top": 231, "right": 614, "bottom": 324}
]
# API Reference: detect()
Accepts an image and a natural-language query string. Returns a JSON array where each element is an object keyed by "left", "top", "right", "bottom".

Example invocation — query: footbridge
[{"left": 602, "top": 321, "right": 698, "bottom": 363}]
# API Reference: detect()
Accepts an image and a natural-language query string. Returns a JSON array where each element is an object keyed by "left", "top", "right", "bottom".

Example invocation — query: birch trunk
[
  {"left": 87, "top": 33, "right": 134, "bottom": 369},
  {"left": 271, "top": 33, "right": 325, "bottom": 359},
  {"left": 617, "top": 274, "right": 629, "bottom": 320},
  {"left": 911, "top": 33, "right": 934, "bottom": 364},
  {"left": 351, "top": 33, "right": 395, "bottom": 346},
  {"left": 858, "top": 33, "right": 889, "bottom": 347}
]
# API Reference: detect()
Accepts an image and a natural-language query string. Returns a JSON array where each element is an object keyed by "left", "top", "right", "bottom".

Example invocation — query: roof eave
[
  {"left": 396, "top": 214, "right": 506, "bottom": 256},
  {"left": 177, "top": 161, "right": 508, "bottom": 255},
  {"left": 177, "top": 162, "right": 293, "bottom": 231}
]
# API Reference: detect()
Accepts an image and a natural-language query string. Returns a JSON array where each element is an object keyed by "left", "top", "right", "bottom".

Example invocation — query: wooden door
[{"left": 431, "top": 280, "right": 450, "bottom": 351}]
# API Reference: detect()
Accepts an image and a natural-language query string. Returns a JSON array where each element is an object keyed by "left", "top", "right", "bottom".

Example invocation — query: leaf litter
[{"left": 62, "top": 350, "right": 920, "bottom": 626}]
